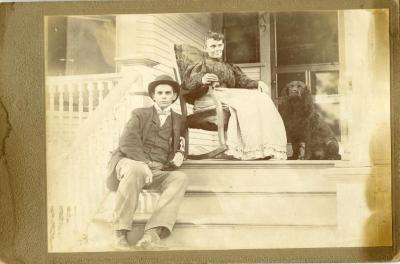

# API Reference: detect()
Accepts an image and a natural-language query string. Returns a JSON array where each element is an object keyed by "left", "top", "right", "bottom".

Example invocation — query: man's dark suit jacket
[{"left": 106, "top": 106, "right": 186, "bottom": 191}]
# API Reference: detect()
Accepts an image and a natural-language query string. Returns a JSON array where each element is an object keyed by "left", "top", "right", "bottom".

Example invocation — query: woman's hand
[{"left": 201, "top": 73, "right": 219, "bottom": 85}]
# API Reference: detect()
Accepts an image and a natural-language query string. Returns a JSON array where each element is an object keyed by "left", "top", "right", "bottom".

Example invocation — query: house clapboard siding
[
  {"left": 117, "top": 14, "right": 210, "bottom": 78},
  {"left": 241, "top": 66, "right": 261, "bottom": 81}
]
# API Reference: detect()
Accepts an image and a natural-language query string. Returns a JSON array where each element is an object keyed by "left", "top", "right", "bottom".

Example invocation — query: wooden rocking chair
[{"left": 174, "top": 44, "right": 230, "bottom": 160}]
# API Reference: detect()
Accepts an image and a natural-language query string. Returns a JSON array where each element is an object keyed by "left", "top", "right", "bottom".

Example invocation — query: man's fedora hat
[{"left": 148, "top": 75, "right": 180, "bottom": 102}]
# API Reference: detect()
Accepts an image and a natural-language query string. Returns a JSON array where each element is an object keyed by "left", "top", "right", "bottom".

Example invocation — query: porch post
[
  {"left": 338, "top": 10, "right": 390, "bottom": 165},
  {"left": 114, "top": 14, "right": 159, "bottom": 107},
  {"left": 259, "top": 12, "right": 272, "bottom": 94}
]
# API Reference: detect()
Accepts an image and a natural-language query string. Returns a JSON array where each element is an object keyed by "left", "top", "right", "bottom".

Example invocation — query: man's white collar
[{"left": 154, "top": 104, "right": 172, "bottom": 114}]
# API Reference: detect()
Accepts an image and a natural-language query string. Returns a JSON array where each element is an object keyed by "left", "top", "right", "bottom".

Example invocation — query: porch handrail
[
  {"left": 46, "top": 72, "right": 124, "bottom": 149},
  {"left": 48, "top": 71, "right": 140, "bottom": 167},
  {"left": 46, "top": 73, "right": 123, "bottom": 116},
  {"left": 46, "top": 73, "right": 122, "bottom": 85}
]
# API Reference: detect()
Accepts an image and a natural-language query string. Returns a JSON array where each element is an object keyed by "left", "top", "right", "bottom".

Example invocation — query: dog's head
[{"left": 283, "top": 81, "right": 310, "bottom": 99}]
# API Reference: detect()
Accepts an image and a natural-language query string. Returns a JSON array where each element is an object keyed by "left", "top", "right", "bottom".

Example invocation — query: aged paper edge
[{"left": 0, "top": 0, "right": 399, "bottom": 263}]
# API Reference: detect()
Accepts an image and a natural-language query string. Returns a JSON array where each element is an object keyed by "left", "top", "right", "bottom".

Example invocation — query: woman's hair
[{"left": 205, "top": 31, "right": 225, "bottom": 42}]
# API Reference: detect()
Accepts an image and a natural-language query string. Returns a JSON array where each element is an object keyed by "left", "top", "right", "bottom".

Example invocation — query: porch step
[
  {"left": 87, "top": 220, "right": 339, "bottom": 251},
  {"left": 84, "top": 161, "right": 376, "bottom": 251},
  {"left": 177, "top": 192, "right": 336, "bottom": 226},
  {"left": 180, "top": 160, "right": 340, "bottom": 193},
  {"left": 94, "top": 189, "right": 337, "bottom": 226},
  {"left": 143, "top": 223, "right": 339, "bottom": 250},
  {"left": 88, "top": 189, "right": 338, "bottom": 250}
]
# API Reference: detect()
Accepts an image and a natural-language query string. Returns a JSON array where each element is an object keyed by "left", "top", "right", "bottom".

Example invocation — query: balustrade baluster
[
  {"left": 88, "top": 83, "right": 94, "bottom": 113},
  {"left": 68, "top": 84, "right": 74, "bottom": 142},
  {"left": 58, "top": 84, "right": 64, "bottom": 112},
  {"left": 70, "top": 145, "right": 78, "bottom": 237},
  {"left": 66, "top": 155, "right": 74, "bottom": 231},
  {"left": 81, "top": 150, "right": 88, "bottom": 237},
  {"left": 91, "top": 132, "right": 100, "bottom": 213},
  {"left": 77, "top": 148, "right": 87, "bottom": 237},
  {"left": 91, "top": 134, "right": 103, "bottom": 204},
  {"left": 98, "top": 129, "right": 107, "bottom": 203},
  {"left": 78, "top": 83, "right": 84, "bottom": 124},
  {"left": 108, "top": 81, "right": 113, "bottom": 92},
  {"left": 65, "top": 206, "right": 72, "bottom": 246},
  {"left": 57, "top": 85, "right": 64, "bottom": 143},
  {"left": 86, "top": 137, "right": 93, "bottom": 229},
  {"left": 98, "top": 81, "right": 105, "bottom": 105},
  {"left": 48, "top": 84, "right": 56, "bottom": 142},
  {"left": 48, "top": 205, "right": 55, "bottom": 251}
]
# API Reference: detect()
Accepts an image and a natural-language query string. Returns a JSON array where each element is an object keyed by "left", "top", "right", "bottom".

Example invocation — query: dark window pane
[
  {"left": 65, "top": 16, "right": 116, "bottom": 75},
  {"left": 47, "top": 17, "right": 67, "bottom": 76},
  {"left": 223, "top": 13, "right": 260, "bottom": 63},
  {"left": 276, "top": 12, "right": 339, "bottom": 66},
  {"left": 277, "top": 72, "right": 306, "bottom": 97},
  {"left": 311, "top": 71, "right": 339, "bottom": 95}
]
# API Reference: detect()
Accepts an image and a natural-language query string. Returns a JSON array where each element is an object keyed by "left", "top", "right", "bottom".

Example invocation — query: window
[
  {"left": 275, "top": 12, "right": 339, "bottom": 66},
  {"left": 46, "top": 16, "right": 117, "bottom": 114},
  {"left": 272, "top": 11, "right": 343, "bottom": 144},
  {"left": 46, "top": 16, "right": 116, "bottom": 76},
  {"left": 223, "top": 13, "right": 260, "bottom": 64},
  {"left": 47, "top": 16, "right": 68, "bottom": 76}
]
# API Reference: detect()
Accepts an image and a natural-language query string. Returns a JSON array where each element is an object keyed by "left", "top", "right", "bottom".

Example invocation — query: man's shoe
[
  {"left": 135, "top": 229, "right": 167, "bottom": 250},
  {"left": 113, "top": 230, "right": 133, "bottom": 251}
]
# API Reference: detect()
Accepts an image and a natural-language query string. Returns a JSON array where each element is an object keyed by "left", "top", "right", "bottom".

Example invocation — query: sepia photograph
[{"left": 44, "top": 9, "right": 392, "bottom": 252}]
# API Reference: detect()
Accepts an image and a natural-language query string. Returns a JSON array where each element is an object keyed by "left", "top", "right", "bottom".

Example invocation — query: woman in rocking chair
[{"left": 182, "top": 31, "right": 287, "bottom": 160}]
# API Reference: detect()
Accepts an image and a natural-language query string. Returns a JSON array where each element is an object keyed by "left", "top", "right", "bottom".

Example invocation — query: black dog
[{"left": 278, "top": 81, "right": 341, "bottom": 160}]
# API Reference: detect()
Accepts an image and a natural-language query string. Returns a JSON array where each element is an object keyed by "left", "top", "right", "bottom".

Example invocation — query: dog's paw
[{"left": 298, "top": 145, "right": 306, "bottom": 160}]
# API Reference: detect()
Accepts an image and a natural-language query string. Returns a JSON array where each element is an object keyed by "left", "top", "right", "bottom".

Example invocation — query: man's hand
[
  {"left": 258, "top": 81, "right": 271, "bottom": 96},
  {"left": 143, "top": 164, "right": 153, "bottom": 185},
  {"left": 171, "top": 152, "right": 184, "bottom": 168},
  {"left": 201, "top": 73, "right": 219, "bottom": 85}
]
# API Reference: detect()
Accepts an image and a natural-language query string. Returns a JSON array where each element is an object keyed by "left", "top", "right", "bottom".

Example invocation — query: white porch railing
[
  {"left": 46, "top": 70, "right": 158, "bottom": 252},
  {"left": 46, "top": 73, "right": 123, "bottom": 149},
  {"left": 46, "top": 73, "right": 121, "bottom": 113}
]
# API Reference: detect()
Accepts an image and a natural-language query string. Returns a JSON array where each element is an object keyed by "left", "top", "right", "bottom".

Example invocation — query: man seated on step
[{"left": 105, "top": 74, "right": 188, "bottom": 250}]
